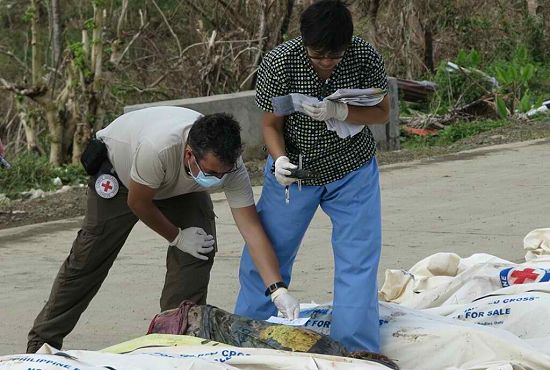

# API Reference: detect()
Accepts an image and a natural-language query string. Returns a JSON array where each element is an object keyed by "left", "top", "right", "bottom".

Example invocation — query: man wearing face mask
[{"left": 26, "top": 106, "right": 299, "bottom": 353}]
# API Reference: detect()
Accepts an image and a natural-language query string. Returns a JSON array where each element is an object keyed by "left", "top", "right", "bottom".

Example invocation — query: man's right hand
[
  {"left": 274, "top": 156, "right": 298, "bottom": 186},
  {"left": 170, "top": 227, "right": 215, "bottom": 260}
]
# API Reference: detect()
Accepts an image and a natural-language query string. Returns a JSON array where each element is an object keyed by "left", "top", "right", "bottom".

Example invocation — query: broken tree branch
[
  {"left": 151, "top": 0, "right": 182, "bottom": 56},
  {"left": 0, "top": 48, "right": 32, "bottom": 74}
]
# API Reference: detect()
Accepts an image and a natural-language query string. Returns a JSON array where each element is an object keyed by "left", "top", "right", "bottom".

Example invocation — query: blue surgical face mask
[
  {"left": 191, "top": 169, "right": 225, "bottom": 188},
  {"left": 188, "top": 152, "right": 226, "bottom": 188}
]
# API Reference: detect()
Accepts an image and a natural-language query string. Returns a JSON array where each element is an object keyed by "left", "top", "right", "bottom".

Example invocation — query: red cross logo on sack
[
  {"left": 510, "top": 268, "right": 539, "bottom": 284},
  {"left": 499, "top": 267, "right": 550, "bottom": 287},
  {"left": 95, "top": 174, "right": 119, "bottom": 199}
]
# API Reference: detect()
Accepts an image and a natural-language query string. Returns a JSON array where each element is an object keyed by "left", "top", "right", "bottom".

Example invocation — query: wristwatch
[{"left": 264, "top": 281, "right": 288, "bottom": 296}]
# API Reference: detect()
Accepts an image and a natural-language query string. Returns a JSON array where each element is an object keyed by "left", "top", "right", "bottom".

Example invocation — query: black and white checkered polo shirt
[{"left": 255, "top": 36, "right": 388, "bottom": 186}]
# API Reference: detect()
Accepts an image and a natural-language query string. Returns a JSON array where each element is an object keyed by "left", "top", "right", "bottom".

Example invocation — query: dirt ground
[{"left": 1, "top": 120, "right": 550, "bottom": 230}]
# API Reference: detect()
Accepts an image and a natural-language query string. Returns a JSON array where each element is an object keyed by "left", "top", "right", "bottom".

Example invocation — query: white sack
[
  {"left": 523, "top": 228, "right": 550, "bottom": 261},
  {"left": 379, "top": 302, "right": 550, "bottom": 370},
  {"left": 298, "top": 303, "right": 550, "bottom": 370},
  {"left": 379, "top": 252, "right": 550, "bottom": 309},
  {"left": 425, "top": 283, "right": 550, "bottom": 355},
  {"left": 0, "top": 343, "right": 391, "bottom": 370}
]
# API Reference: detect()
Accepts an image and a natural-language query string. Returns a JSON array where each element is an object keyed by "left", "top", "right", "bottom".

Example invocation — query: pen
[
  {"left": 298, "top": 154, "right": 303, "bottom": 192},
  {"left": 285, "top": 185, "right": 290, "bottom": 205}
]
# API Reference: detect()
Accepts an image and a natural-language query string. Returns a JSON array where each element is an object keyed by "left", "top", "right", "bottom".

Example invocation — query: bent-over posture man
[{"left": 27, "top": 106, "right": 299, "bottom": 353}]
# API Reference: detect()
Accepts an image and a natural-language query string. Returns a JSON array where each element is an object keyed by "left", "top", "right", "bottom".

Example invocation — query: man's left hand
[
  {"left": 271, "top": 287, "right": 300, "bottom": 320},
  {"left": 302, "top": 100, "right": 348, "bottom": 121}
]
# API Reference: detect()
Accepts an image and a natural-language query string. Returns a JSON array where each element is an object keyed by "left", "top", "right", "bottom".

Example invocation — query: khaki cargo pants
[{"left": 27, "top": 175, "right": 216, "bottom": 352}]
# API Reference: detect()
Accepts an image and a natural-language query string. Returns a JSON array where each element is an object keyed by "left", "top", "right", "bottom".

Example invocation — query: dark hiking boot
[{"left": 26, "top": 341, "right": 46, "bottom": 354}]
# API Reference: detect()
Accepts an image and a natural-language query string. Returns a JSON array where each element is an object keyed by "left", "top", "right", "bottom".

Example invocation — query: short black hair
[
  {"left": 188, "top": 113, "right": 243, "bottom": 166},
  {"left": 300, "top": 0, "right": 353, "bottom": 53}
]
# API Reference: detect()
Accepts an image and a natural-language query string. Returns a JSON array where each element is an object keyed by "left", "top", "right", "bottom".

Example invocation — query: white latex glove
[
  {"left": 302, "top": 100, "right": 349, "bottom": 121},
  {"left": 274, "top": 156, "right": 298, "bottom": 186},
  {"left": 170, "top": 227, "right": 215, "bottom": 260},
  {"left": 271, "top": 287, "right": 300, "bottom": 320}
]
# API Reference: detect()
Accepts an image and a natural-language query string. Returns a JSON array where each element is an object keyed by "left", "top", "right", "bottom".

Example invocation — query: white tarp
[
  {"left": 297, "top": 228, "right": 550, "bottom": 370},
  {"left": 426, "top": 283, "right": 550, "bottom": 354},
  {"left": 0, "top": 336, "right": 392, "bottom": 370},
  {"left": 378, "top": 252, "right": 550, "bottom": 309},
  {"left": 297, "top": 301, "right": 550, "bottom": 370},
  {"left": 379, "top": 302, "right": 550, "bottom": 370},
  {"left": 523, "top": 228, "right": 550, "bottom": 261}
]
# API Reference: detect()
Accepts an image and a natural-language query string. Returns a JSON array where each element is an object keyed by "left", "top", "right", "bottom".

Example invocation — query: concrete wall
[
  {"left": 124, "top": 80, "right": 400, "bottom": 160},
  {"left": 124, "top": 91, "right": 265, "bottom": 160}
]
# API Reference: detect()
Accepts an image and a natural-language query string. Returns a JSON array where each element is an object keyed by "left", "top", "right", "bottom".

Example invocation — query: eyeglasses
[
  {"left": 306, "top": 48, "right": 347, "bottom": 61},
  {"left": 192, "top": 152, "right": 239, "bottom": 178}
]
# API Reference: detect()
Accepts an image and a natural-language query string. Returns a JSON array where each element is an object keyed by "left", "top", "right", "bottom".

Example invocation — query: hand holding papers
[{"left": 271, "top": 88, "right": 386, "bottom": 138}]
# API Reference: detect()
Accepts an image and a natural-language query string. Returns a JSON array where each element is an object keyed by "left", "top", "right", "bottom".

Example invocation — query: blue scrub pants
[{"left": 235, "top": 156, "right": 382, "bottom": 352}]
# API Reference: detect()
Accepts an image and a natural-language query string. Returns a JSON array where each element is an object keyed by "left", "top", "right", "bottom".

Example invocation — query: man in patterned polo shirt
[{"left": 235, "top": 0, "right": 389, "bottom": 353}]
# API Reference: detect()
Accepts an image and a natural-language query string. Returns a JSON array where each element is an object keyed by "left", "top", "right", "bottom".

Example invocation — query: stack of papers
[
  {"left": 266, "top": 316, "right": 311, "bottom": 326},
  {"left": 325, "top": 88, "right": 385, "bottom": 106}
]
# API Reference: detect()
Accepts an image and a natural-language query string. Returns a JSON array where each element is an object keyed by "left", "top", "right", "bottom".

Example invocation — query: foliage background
[{"left": 0, "top": 0, "right": 548, "bottom": 165}]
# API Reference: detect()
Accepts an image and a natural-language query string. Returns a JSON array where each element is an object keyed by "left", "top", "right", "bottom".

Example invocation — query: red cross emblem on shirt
[
  {"left": 510, "top": 268, "right": 539, "bottom": 284},
  {"left": 101, "top": 181, "right": 113, "bottom": 192},
  {"left": 95, "top": 174, "right": 118, "bottom": 199}
]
